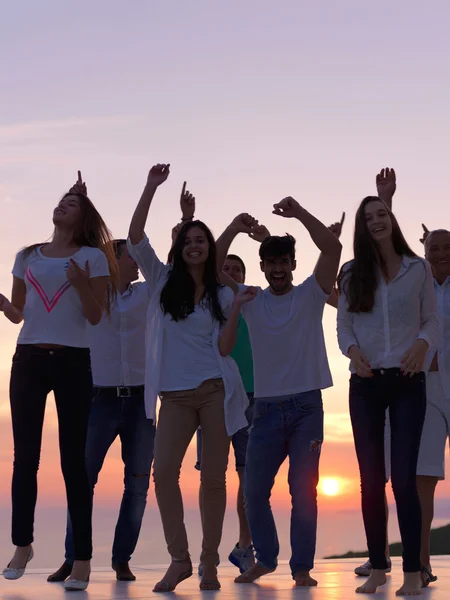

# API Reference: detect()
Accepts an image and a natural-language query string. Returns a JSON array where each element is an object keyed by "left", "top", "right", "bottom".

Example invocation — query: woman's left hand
[
  {"left": 401, "top": 339, "right": 429, "bottom": 376},
  {"left": 233, "top": 287, "right": 258, "bottom": 307},
  {"left": 66, "top": 259, "right": 90, "bottom": 289}
]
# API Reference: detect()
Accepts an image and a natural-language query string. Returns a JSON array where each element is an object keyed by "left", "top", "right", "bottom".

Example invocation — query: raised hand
[
  {"left": 233, "top": 286, "right": 258, "bottom": 307},
  {"left": 66, "top": 259, "right": 90, "bottom": 289},
  {"left": 328, "top": 212, "right": 345, "bottom": 239},
  {"left": 273, "top": 196, "right": 301, "bottom": 219},
  {"left": 420, "top": 224, "right": 430, "bottom": 245},
  {"left": 248, "top": 224, "right": 271, "bottom": 243},
  {"left": 349, "top": 345, "right": 373, "bottom": 378},
  {"left": 230, "top": 213, "right": 259, "bottom": 234},
  {"left": 147, "top": 163, "right": 170, "bottom": 187},
  {"left": 68, "top": 170, "right": 88, "bottom": 196},
  {"left": 376, "top": 168, "right": 396, "bottom": 200},
  {"left": 180, "top": 181, "right": 195, "bottom": 220}
]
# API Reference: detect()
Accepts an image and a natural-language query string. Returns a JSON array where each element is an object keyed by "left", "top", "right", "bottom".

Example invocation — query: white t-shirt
[
  {"left": 159, "top": 288, "right": 229, "bottom": 392},
  {"left": 88, "top": 281, "right": 150, "bottom": 386},
  {"left": 13, "top": 245, "right": 110, "bottom": 348},
  {"left": 239, "top": 275, "right": 333, "bottom": 398}
]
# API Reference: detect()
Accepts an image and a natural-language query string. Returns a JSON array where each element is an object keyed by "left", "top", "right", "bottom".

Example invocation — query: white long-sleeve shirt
[
  {"left": 87, "top": 282, "right": 150, "bottom": 387},
  {"left": 127, "top": 234, "right": 249, "bottom": 436},
  {"left": 337, "top": 256, "right": 440, "bottom": 372},
  {"left": 429, "top": 277, "right": 450, "bottom": 397}
]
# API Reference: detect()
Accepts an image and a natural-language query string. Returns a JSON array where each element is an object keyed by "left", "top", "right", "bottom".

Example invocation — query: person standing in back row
[
  {"left": 217, "top": 196, "right": 342, "bottom": 587},
  {"left": 1, "top": 172, "right": 118, "bottom": 592},
  {"left": 48, "top": 238, "right": 155, "bottom": 584}
]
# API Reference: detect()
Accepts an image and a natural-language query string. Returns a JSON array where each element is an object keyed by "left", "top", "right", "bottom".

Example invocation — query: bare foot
[
  {"left": 153, "top": 560, "right": 193, "bottom": 592},
  {"left": 356, "top": 569, "right": 387, "bottom": 594},
  {"left": 396, "top": 572, "right": 422, "bottom": 596},
  {"left": 69, "top": 559, "right": 91, "bottom": 582},
  {"left": 294, "top": 570, "right": 318, "bottom": 586},
  {"left": 7, "top": 545, "right": 32, "bottom": 569},
  {"left": 235, "top": 562, "right": 275, "bottom": 583}
]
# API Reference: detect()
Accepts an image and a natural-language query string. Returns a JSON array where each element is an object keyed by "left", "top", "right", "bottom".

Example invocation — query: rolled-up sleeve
[
  {"left": 418, "top": 261, "right": 440, "bottom": 350},
  {"left": 127, "top": 233, "right": 167, "bottom": 288},
  {"left": 337, "top": 285, "right": 358, "bottom": 357}
]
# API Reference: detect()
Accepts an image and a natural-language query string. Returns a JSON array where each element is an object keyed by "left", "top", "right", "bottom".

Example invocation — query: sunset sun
[{"left": 320, "top": 478, "right": 340, "bottom": 496}]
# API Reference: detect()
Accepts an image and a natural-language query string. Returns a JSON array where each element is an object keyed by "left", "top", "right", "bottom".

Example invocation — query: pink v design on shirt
[{"left": 26, "top": 267, "right": 72, "bottom": 313}]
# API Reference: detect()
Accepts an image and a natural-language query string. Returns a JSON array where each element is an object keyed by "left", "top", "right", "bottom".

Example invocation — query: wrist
[
  {"left": 181, "top": 215, "right": 194, "bottom": 222},
  {"left": 416, "top": 338, "right": 429, "bottom": 349}
]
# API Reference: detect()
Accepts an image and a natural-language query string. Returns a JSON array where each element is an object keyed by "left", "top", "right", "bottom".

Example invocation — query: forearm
[
  {"left": 2, "top": 303, "right": 23, "bottom": 324},
  {"left": 295, "top": 207, "right": 342, "bottom": 254},
  {"left": 216, "top": 225, "right": 239, "bottom": 271},
  {"left": 218, "top": 303, "right": 240, "bottom": 356},
  {"left": 76, "top": 284, "right": 104, "bottom": 326},
  {"left": 129, "top": 183, "right": 158, "bottom": 245},
  {"left": 378, "top": 193, "right": 393, "bottom": 210}
]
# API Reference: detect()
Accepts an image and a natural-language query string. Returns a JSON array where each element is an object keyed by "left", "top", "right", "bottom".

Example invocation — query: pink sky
[{"left": 1, "top": 0, "right": 450, "bottom": 566}]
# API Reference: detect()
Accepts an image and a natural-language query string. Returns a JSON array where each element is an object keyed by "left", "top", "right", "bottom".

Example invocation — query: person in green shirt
[{"left": 196, "top": 254, "right": 255, "bottom": 575}]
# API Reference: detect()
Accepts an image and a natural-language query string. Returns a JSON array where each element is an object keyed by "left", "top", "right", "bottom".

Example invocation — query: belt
[
  {"left": 95, "top": 385, "right": 145, "bottom": 398},
  {"left": 370, "top": 368, "right": 423, "bottom": 378}
]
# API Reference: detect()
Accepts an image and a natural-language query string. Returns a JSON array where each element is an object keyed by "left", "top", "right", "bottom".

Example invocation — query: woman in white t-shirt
[
  {"left": 128, "top": 164, "right": 253, "bottom": 593},
  {"left": 0, "top": 173, "right": 118, "bottom": 592},
  {"left": 337, "top": 196, "right": 439, "bottom": 596}
]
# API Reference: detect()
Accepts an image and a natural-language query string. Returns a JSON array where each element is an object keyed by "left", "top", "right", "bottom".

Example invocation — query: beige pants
[{"left": 153, "top": 378, "right": 230, "bottom": 567}]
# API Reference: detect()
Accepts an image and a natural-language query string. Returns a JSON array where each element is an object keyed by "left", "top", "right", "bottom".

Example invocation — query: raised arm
[
  {"left": 273, "top": 196, "right": 342, "bottom": 294},
  {"left": 129, "top": 164, "right": 170, "bottom": 245},
  {"left": 216, "top": 213, "right": 258, "bottom": 271},
  {"left": 376, "top": 167, "right": 396, "bottom": 210}
]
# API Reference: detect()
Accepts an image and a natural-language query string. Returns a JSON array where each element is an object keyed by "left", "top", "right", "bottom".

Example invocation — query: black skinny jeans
[
  {"left": 9, "top": 344, "right": 93, "bottom": 560},
  {"left": 349, "top": 369, "right": 426, "bottom": 573}
]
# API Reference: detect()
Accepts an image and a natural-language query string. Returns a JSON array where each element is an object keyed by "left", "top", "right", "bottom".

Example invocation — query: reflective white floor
[{"left": 1, "top": 558, "right": 449, "bottom": 599}]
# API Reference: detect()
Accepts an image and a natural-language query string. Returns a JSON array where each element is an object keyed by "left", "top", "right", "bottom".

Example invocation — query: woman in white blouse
[
  {"left": 337, "top": 196, "right": 439, "bottom": 596},
  {"left": 128, "top": 164, "right": 254, "bottom": 593},
  {"left": 0, "top": 173, "right": 118, "bottom": 591}
]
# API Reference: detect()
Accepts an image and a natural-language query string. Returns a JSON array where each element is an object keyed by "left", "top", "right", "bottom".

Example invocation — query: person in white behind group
[{"left": 48, "top": 238, "right": 155, "bottom": 584}]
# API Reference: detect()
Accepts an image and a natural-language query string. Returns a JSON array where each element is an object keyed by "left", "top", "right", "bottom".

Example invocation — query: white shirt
[
  {"left": 87, "top": 282, "right": 150, "bottom": 387},
  {"left": 127, "top": 234, "right": 248, "bottom": 436},
  {"left": 337, "top": 256, "right": 440, "bottom": 372},
  {"left": 160, "top": 299, "right": 222, "bottom": 391},
  {"left": 238, "top": 275, "right": 333, "bottom": 398},
  {"left": 430, "top": 277, "right": 450, "bottom": 397},
  {"left": 12, "top": 246, "right": 110, "bottom": 348}
]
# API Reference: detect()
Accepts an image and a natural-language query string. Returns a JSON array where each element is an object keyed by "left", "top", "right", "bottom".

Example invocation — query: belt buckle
[{"left": 117, "top": 387, "right": 132, "bottom": 398}]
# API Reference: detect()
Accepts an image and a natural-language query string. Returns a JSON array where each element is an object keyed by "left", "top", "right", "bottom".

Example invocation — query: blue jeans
[
  {"left": 350, "top": 370, "right": 426, "bottom": 572},
  {"left": 65, "top": 387, "right": 155, "bottom": 564},
  {"left": 196, "top": 393, "right": 254, "bottom": 471},
  {"left": 244, "top": 390, "right": 323, "bottom": 576}
]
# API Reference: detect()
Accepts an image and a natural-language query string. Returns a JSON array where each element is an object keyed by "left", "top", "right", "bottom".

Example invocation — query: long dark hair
[
  {"left": 22, "top": 192, "right": 119, "bottom": 312},
  {"left": 338, "top": 196, "right": 416, "bottom": 313},
  {"left": 161, "top": 220, "right": 226, "bottom": 324}
]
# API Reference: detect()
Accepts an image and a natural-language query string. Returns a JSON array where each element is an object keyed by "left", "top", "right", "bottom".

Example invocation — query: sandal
[
  {"left": 200, "top": 565, "right": 221, "bottom": 591},
  {"left": 153, "top": 560, "right": 193, "bottom": 593},
  {"left": 421, "top": 566, "right": 437, "bottom": 588}
]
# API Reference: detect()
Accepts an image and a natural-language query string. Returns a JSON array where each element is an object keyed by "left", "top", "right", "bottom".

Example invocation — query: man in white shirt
[
  {"left": 217, "top": 197, "right": 342, "bottom": 587},
  {"left": 416, "top": 228, "right": 450, "bottom": 584},
  {"left": 48, "top": 240, "right": 155, "bottom": 583}
]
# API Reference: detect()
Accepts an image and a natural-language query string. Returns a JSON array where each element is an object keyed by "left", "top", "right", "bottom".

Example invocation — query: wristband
[{"left": 181, "top": 216, "right": 194, "bottom": 222}]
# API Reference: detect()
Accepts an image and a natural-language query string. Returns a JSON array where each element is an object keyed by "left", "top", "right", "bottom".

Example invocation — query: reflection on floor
[{"left": 1, "top": 558, "right": 449, "bottom": 599}]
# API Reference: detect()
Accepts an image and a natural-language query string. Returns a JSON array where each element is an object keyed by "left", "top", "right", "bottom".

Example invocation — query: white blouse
[
  {"left": 337, "top": 256, "right": 440, "bottom": 372},
  {"left": 127, "top": 234, "right": 249, "bottom": 436}
]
